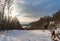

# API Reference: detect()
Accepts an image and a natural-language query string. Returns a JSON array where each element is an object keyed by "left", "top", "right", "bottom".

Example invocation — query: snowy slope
[{"left": 0, "top": 30, "right": 52, "bottom": 41}]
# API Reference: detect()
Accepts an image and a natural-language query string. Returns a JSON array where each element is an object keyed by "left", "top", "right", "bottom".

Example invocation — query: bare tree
[
  {"left": 0, "top": 0, "right": 7, "bottom": 21},
  {"left": 0, "top": 0, "right": 13, "bottom": 20},
  {"left": 6, "top": 0, "right": 13, "bottom": 19},
  {"left": 0, "top": 0, "right": 13, "bottom": 30},
  {"left": 6, "top": 0, "right": 13, "bottom": 29}
]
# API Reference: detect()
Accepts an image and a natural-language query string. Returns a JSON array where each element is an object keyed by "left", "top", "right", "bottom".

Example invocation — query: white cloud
[
  {"left": 17, "top": 16, "right": 39, "bottom": 23},
  {"left": 17, "top": 13, "right": 39, "bottom": 24}
]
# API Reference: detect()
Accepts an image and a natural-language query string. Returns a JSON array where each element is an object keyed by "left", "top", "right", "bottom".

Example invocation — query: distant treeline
[
  {"left": 26, "top": 11, "right": 60, "bottom": 30},
  {"left": 0, "top": 10, "right": 60, "bottom": 30}
]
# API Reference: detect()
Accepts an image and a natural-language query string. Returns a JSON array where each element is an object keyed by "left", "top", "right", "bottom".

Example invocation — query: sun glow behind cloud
[
  {"left": 11, "top": 5, "right": 19, "bottom": 17},
  {"left": 4, "top": 2, "right": 19, "bottom": 19}
]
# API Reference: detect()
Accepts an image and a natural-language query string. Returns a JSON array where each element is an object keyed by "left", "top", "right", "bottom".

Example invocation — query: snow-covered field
[{"left": 0, "top": 30, "right": 52, "bottom": 41}]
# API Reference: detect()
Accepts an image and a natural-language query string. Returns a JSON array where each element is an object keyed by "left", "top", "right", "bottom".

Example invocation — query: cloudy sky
[{"left": 13, "top": 0, "right": 60, "bottom": 24}]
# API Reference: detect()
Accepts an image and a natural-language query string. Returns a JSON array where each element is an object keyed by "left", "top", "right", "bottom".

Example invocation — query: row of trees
[{"left": 0, "top": 0, "right": 22, "bottom": 30}]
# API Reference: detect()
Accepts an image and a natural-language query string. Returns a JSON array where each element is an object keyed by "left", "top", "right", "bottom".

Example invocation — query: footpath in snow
[{"left": 0, "top": 30, "right": 52, "bottom": 41}]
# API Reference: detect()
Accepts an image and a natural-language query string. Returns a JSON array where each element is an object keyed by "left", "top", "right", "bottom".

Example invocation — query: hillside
[{"left": 28, "top": 11, "right": 60, "bottom": 30}]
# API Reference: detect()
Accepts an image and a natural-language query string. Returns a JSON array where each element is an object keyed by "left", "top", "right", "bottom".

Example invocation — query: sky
[
  {"left": 0, "top": 0, "right": 60, "bottom": 24},
  {"left": 13, "top": 0, "right": 60, "bottom": 24}
]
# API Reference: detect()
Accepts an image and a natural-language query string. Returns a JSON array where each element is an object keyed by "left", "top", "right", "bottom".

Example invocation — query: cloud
[
  {"left": 14, "top": 0, "right": 60, "bottom": 23},
  {"left": 17, "top": 13, "right": 40, "bottom": 24},
  {"left": 17, "top": 15, "right": 39, "bottom": 24}
]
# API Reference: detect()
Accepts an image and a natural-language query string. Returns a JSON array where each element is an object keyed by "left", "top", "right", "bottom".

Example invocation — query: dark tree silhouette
[{"left": 0, "top": 0, "right": 22, "bottom": 30}]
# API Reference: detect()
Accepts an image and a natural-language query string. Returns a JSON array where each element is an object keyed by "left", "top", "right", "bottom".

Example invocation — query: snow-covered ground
[{"left": 0, "top": 30, "right": 52, "bottom": 41}]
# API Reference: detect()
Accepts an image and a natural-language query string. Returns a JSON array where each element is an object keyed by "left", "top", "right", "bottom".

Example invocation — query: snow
[{"left": 0, "top": 30, "right": 52, "bottom": 41}]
